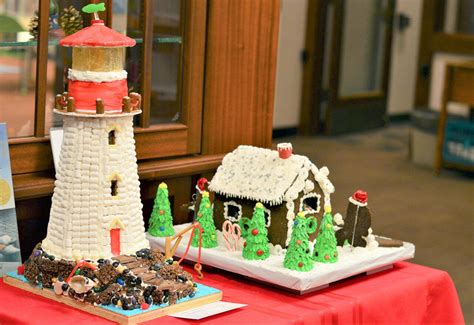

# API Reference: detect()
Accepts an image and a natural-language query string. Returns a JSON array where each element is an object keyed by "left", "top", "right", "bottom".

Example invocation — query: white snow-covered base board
[{"left": 147, "top": 223, "right": 415, "bottom": 293}]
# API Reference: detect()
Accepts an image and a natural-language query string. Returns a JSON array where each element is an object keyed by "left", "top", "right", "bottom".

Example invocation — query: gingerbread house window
[
  {"left": 108, "top": 130, "right": 116, "bottom": 145},
  {"left": 263, "top": 208, "right": 271, "bottom": 227},
  {"left": 300, "top": 193, "right": 321, "bottom": 214},
  {"left": 224, "top": 201, "right": 242, "bottom": 222},
  {"left": 111, "top": 179, "right": 118, "bottom": 196}
]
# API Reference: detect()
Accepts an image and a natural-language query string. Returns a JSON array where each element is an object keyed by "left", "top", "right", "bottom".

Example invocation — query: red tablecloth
[{"left": 0, "top": 262, "right": 464, "bottom": 324}]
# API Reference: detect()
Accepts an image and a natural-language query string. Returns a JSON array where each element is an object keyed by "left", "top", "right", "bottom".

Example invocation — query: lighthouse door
[{"left": 110, "top": 228, "right": 121, "bottom": 256}]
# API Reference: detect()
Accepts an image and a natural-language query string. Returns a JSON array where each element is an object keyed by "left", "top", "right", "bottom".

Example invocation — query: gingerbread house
[
  {"left": 41, "top": 19, "right": 148, "bottom": 260},
  {"left": 209, "top": 144, "right": 335, "bottom": 247}
]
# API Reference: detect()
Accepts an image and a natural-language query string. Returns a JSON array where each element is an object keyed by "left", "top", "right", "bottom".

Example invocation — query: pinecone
[
  {"left": 59, "top": 6, "right": 84, "bottom": 36},
  {"left": 28, "top": 11, "right": 52, "bottom": 40}
]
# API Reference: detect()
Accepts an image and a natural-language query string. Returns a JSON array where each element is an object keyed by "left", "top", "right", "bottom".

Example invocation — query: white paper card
[
  {"left": 170, "top": 301, "right": 246, "bottom": 320},
  {"left": 50, "top": 127, "right": 64, "bottom": 171}
]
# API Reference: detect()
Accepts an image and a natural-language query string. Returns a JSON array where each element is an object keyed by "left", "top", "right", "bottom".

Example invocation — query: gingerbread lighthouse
[{"left": 41, "top": 6, "right": 148, "bottom": 260}]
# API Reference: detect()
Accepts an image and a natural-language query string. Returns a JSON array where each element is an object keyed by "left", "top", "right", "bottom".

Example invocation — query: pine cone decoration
[
  {"left": 28, "top": 11, "right": 52, "bottom": 40},
  {"left": 59, "top": 6, "right": 84, "bottom": 36}
]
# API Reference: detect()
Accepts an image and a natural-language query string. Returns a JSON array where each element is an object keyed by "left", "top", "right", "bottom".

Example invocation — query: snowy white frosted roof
[{"left": 209, "top": 145, "right": 334, "bottom": 206}]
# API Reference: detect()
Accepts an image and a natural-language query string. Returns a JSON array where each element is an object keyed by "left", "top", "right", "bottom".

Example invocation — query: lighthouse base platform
[{"left": 4, "top": 272, "right": 222, "bottom": 325}]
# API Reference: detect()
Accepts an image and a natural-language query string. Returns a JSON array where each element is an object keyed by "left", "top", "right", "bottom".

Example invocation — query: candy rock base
[{"left": 23, "top": 243, "right": 197, "bottom": 310}]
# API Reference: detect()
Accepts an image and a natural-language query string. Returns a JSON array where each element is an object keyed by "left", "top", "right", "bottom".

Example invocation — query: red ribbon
[
  {"left": 66, "top": 260, "right": 98, "bottom": 283},
  {"left": 178, "top": 222, "right": 204, "bottom": 279}
]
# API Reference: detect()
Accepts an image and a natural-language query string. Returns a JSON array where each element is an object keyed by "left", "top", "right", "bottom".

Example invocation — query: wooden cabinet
[
  {"left": 435, "top": 62, "right": 474, "bottom": 173},
  {"left": 6, "top": 0, "right": 280, "bottom": 260},
  {"left": 202, "top": 1, "right": 279, "bottom": 153}
]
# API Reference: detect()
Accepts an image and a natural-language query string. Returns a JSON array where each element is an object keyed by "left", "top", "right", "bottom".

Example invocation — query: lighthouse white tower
[{"left": 41, "top": 19, "right": 149, "bottom": 260}]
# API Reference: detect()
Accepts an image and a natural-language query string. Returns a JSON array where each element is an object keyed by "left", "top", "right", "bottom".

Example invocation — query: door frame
[
  {"left": 299, "top": 0, "right": 328, "bottom": 135},
  {"left": 300, "top": 0, "right": 395, "bottom": 135}
]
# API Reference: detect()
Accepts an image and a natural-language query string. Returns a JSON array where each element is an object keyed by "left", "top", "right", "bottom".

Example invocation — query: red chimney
[{"left": 277, "top": 143, "right": 293, "bottom": 159}]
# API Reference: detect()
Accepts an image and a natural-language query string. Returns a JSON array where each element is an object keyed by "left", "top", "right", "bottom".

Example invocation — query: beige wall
[{"left": 273, "top": 0, "right": 308, "bottom": 129}]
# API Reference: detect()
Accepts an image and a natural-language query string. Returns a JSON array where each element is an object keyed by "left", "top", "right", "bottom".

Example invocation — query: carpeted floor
[{"left": 275, "top": 124, "right": 473, "bottom": 322}]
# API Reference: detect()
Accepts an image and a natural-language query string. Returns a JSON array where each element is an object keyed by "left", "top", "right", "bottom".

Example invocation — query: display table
[{"left": 0, "top": 262, "right": 463, "bottom": 324}]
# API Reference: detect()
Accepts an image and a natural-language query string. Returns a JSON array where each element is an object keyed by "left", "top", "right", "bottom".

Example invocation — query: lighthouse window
[
  {"left": 108, "top": 130, "right": 116, "bottom": 145},
  {"left": 300, "top": 193, "right": 321, "bottom": 214},
  {"left": 111, "top": 180, "right": 118, "bottom": 196}
]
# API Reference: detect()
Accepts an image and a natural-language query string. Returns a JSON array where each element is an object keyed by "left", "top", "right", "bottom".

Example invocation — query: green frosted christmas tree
[
  {"left": 148, "top": 182, "right": 175, "bottom": 237},
  {"left": 191, "top": 191, "right": 218, "bottom": 248},
  {"left": 240, "top": 202, "right": 270, "bottom": 260},
  {"left": 284, "top": 212, "right": 317, "bottom": 271},
  {"left": 313, "top": 206, "right": 338, "bottom": 263}
]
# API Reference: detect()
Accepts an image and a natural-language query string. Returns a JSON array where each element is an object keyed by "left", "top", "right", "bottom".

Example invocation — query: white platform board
[{"left": 147, "top": 223, "right": 415, "bottom": 293}]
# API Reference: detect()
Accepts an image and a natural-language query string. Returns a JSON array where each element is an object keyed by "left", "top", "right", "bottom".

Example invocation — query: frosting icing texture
[
  {"left": 209, "top": 145, "right": 334, "bottom": 206},
  {"left": 42, "top": 114, "right": 149, "bottom": 259},
  {"left": 68, "top": 69, "right": 128, "bottom": 83}
]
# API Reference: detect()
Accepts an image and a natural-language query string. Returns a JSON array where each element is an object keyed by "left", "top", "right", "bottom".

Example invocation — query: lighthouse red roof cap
[{"left": 60, "top": 20, "right": 136, "bottom": 47}]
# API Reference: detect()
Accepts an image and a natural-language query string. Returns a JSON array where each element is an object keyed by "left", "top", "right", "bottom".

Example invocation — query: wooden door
[{"left": 301, "top": 0, "right": 395, "bottom": 134}]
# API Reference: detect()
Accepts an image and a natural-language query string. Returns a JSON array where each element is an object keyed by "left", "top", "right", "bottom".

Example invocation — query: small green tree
[
  {"left": 148, "top": 183, "right": 175, "bottom": 237},
  {"left": 191, "top": 191, "right": 218, "bottom": 248},
  {"left": 284, "top": 212, "right": 317, "bottom": 271},
  {"left": 240, "top": 202, "right": 270, "bottom": 260},
  {"left": 313, "top": 206, "right": 338, "bottom": 263}
]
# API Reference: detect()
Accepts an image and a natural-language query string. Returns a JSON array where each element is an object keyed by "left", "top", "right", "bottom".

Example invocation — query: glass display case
[
  {"left": 0, "top": 0, "right": 183, "bottom": 138},
  {"left": 2, "top": 0, "right": 280, "bottom": 262}
]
